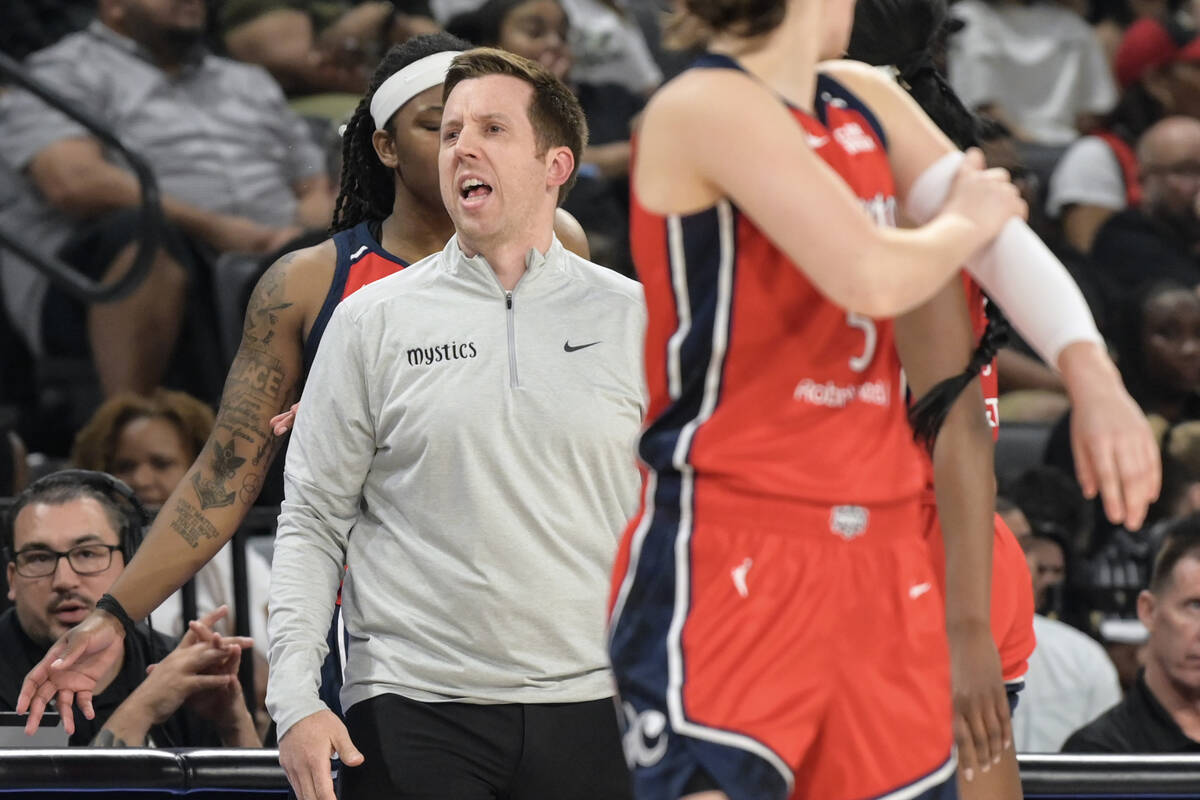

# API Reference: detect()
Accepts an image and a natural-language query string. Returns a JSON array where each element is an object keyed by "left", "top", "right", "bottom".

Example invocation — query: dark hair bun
[{"left": 682, "top": 0, "right": 787, "bottom": 38}]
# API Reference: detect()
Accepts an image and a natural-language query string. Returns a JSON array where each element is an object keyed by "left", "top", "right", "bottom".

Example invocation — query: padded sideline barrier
[
  {"left": 0, "top": 748, "right": 288, "bottom": 792},
  {"left": 3, "top": 751, "right": 1200, "bottom": 796},
  {"left": 1019, "top": 754, "right": 1200, "bottom": 797}
]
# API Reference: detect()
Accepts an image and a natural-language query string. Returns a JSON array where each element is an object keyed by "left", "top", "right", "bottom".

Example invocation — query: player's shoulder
[
  {"left": 336, "top": 247, "right": 443, "bottom": 317},
  {"left": 252, "top": 239, "right": 337, "bottom": 319},
  {"left": 274, "top": 238, "right": 338, "bottom": 275},
  {"left": 642, "top": 61, "right": 769, "bottom": 129},
  {"left": 818, "top": 59, "right": 904, "bottom": 103}
]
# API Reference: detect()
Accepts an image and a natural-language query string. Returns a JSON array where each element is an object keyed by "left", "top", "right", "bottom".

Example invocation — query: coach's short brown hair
[{"left": 444, "top": 47, "right": 588, "bottom": 204}]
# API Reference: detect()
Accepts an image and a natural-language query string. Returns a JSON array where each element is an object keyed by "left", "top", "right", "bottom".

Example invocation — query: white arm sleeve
[{"left": 904, "top": 151, "right": 1104, "bottom": 367}]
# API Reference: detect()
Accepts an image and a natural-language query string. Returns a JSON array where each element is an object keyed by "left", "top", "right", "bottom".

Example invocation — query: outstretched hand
[
  {"left": 1059, "top": 342, "right": 1161, "bottom": 530},
  {"left": 17, "top": 609, "right": 126, "bottom": 736}
]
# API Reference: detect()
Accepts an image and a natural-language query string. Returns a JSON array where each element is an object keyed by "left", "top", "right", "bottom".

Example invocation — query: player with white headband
[{"left": 16, "top": 31, "right": 591, "bottom": 757}]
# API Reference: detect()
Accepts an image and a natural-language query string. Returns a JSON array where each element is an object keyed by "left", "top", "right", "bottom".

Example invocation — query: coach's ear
[{"left": 546, "top": 146, "right": 574, "bottom": 190}]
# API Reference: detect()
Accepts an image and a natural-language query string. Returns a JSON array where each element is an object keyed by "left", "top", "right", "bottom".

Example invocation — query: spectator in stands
[
  {"left": 1048, "top": 279, "right": 1200, "bottom": 494},
  {"left": 1147, "top": 420, "right": 1200, "bottom": 529},
  {"left": 432, "top": 0, "right": 666, "bottom": 100},
  {"left": 1063, "top": 515, "right": 1200, "bottom": 751},
  {"left": 0, "top": 0, "right": 332, "bottom": 399},
  {"left": 946, "top": 0, "right": 1117, "bottom": 146},
  {"left": 1005, "top": 465, "right": 1131, "bottom": 627},
  {"left": 220, "top": 0, "right": 439, "bottom": 97},
  {"left": 997, "top": 495, "right": 1034, "bottom": 546},
  {"left": 1025, "top": 526, "right": 1069, "bottom": 614},
  {"left": 69, "top": 391, "right": 272, "bottom": 656},
  {"left": 556, "top": 0, "right": 661, "bottom": 97},
  {"left": 1098, "top": 615, "right": 1150, "bottom": 692},
  {"left": 1113, "top": 280, "right": 1200, "bottom": 426},
  {"left": 446, "top": 0, "right": 571, "bottom": 79},
  {"left": 1043, "top": 281, "right": 1200, "bottom": 626},
  {"left": 1014, "top": 507, "right": 1122, "bottom": 751},
  {"left": 1090, "top": 117, "right": 1200, "bottom": 300},
  {"left": 430, "top": 0, "right": 479, "bottom": 22},
  {"left": 1047, "top": 17, "right": 1200, "bottom": 255},
  {"left": 0, "top": 470, "right": 258, "bottom": 747},
  {"left": 1015, "top": 601, "right": 1123, "bottom": 752},
  {"left": 1, "top": 427, "right": 28, "bottom": 499},
  {"left": 1088, "top": 0, "right": 1179, "bottom": 65},
  {"left": 1005, "top": 466, "right": 1096, "bottom": 555},
  {"left": 445, "top": 0, "right": 642, "bottom": 275}
]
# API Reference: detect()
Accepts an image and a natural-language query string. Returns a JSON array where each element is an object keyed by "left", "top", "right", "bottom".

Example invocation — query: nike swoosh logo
[
  {"left": 731, "top": 558, "right": 753, "bottom": 599},
  {"left": 909, "top": 582, "right": 933, "bottom": 599},
  {"left": 564, "top": 341, "right": 601, "bottom": 352},
  {"left": 805, "top": 133, "right": 829, "bottom": 148}
]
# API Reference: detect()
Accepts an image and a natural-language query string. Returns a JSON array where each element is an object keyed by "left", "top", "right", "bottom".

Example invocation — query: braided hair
[
  {"left": 331, "top": 32, "right": 472, "bottom": 234},
  {"left": 847, "top": 0, "right": 1010, "bottom": 450}
]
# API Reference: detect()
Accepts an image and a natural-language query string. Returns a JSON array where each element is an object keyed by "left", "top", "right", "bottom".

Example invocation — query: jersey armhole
[{"left": 815, "top": 73, "right": 889, "bottom": 152}]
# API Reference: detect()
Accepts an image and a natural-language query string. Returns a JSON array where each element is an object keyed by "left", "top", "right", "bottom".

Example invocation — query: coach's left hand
[
  {"left": 279, "top": 709, "right": 364, "bottom": 800},
  {"left": 947, "top": 620, "right": 1010, "bottom": 784}
]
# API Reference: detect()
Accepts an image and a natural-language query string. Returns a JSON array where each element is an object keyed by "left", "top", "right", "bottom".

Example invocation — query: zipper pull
[{"left": 506, "top": 291, "right": 513, "bottom": 309}]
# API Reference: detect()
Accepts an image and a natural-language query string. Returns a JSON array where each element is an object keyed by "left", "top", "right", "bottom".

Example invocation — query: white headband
[{"left": 370, "top": 50, "right": 462, "bottom": 130}]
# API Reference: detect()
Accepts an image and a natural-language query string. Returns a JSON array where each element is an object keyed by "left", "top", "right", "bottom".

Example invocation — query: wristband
[{"left": 96, "top": 594, "right": 137, "bottom": 641}]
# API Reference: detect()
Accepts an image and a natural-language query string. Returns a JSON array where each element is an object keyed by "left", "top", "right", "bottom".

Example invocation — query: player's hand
[
  {"left": 943, "top": 148, "right": 1027, "bottom": 243},
  {"left": 17, "top": 609, "right": 126, "bottom": 736},
  {"left": 1059, "top": 341, "right": 1161, "bottom": 529},
  {"left": 279, "top": 710, "right": 364, "bottom": 800},
  {"left": 947, "top": 620, "right": 1010, "bottom": 784},
  {"left": 271, "top": 403, "right": 300, "bottom": 436}
]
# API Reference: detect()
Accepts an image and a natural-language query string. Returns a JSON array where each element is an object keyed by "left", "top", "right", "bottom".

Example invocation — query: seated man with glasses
[
  {"left": 0, "top": 471, "right": 260, "bottom": 747},
  {"left": 1090, "top": 116, "right": 1200, "bottom": 304}
]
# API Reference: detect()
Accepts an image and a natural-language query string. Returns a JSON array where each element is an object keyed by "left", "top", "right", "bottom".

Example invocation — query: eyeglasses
[{"left": 11, "top": 544, "right": 122, "bottom": 578}]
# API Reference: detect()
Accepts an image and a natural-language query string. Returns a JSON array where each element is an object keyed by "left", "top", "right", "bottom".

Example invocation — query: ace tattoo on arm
[{"left": 171, "top": 256, "right": 304, "bottom": 547}]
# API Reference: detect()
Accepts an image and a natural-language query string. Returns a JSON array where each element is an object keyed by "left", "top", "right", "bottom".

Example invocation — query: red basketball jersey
[
  {"left": 631, "top": 67, "right": 927, "bottom": 520},
  {"left": 968, "top": 277, "right": 1000, "bottom": 435}
]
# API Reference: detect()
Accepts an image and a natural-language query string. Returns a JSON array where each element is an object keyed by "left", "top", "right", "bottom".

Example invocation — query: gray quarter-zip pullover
[{"left": 267, "top": 235, "right": 646, "bottom": 738}]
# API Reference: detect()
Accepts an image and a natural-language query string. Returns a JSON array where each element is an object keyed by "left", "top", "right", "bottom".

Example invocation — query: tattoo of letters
[
  {"left": 215, "top": 342, "right": 291, "bottom": 447},
  {"left": 172, "top": 499, "right": 223, "bottom": 548}
]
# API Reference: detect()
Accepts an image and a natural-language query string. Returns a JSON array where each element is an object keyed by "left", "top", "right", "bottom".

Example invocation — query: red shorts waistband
[{"left": 679, "top": 479, "right": 925, "bottom": 540}]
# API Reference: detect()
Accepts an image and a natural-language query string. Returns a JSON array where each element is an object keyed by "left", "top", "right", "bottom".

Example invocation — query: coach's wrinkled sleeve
[{"left": 266, "top": 302, "right": 375, "bottom": 739}]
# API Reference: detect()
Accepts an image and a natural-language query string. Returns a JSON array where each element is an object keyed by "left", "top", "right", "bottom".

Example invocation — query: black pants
[{"left": 342, "top": 694, "right": 633, "bottom": 800}]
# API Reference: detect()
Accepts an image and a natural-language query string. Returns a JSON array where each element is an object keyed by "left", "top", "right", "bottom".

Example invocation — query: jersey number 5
[{"left": 847, "top": 312, "right": 877, "bottom": 372}]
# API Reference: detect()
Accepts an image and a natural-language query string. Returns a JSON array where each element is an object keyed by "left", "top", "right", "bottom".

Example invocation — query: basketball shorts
[{"left": 609, "top": 482, "right": 956, "bottom": 800}]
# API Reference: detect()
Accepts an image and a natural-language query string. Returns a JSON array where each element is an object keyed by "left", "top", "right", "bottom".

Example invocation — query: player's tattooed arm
[
  {"left": 91, "top": 245, "right": 330, "bottom": 624},
  {"left": 177, "top": 253, "right": 307, "bottom": 530}
]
